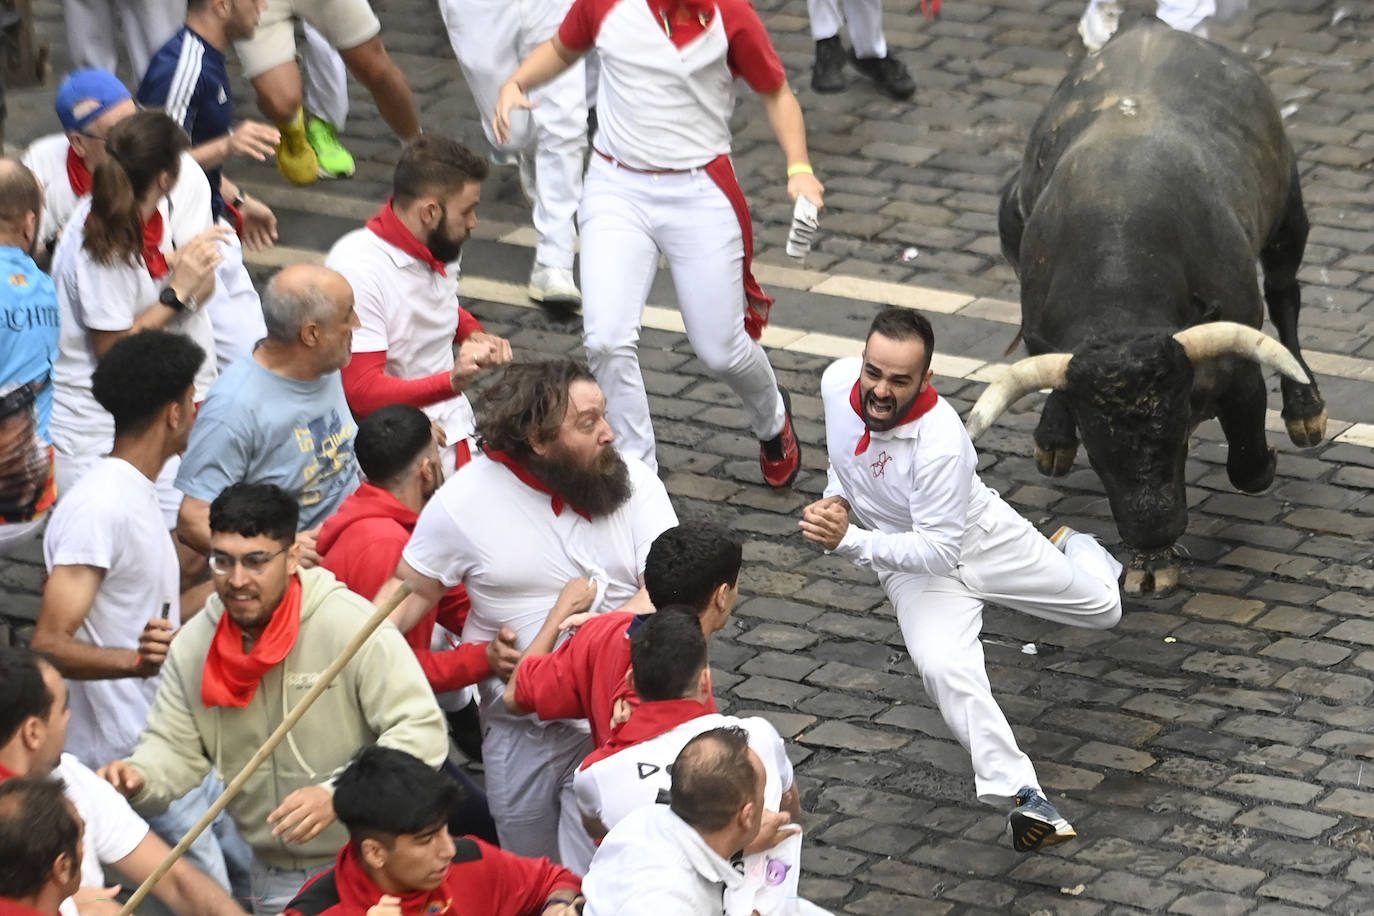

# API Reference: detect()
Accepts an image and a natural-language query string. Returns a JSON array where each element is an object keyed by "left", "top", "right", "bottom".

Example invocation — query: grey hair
[{"left": 261, "top": 272, "right": 337, "bottom": 342}]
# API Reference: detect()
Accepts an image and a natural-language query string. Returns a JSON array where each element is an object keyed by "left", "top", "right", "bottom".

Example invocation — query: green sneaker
[{"left": 306, "top": 117, "right": 356, "bottom": 179}]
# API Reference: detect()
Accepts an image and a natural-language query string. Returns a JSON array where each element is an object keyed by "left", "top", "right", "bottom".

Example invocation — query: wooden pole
[{"left": 115, "top": 581, "right": 414, "bottom": 916}]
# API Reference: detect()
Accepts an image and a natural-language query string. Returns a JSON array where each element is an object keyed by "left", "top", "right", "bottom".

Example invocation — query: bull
[{"left": 967, "top": 20, "right": 1327, "bottom": 597}]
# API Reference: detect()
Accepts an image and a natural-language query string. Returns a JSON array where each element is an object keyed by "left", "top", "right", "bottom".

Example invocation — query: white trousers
[
  {"left": 882, "top": 497, "right": 1122, "bottom": 805},
  {"left": 439, "top": 0, "right": 586, "bottom": 269},
  {"left": 1085, "top": 0, "right": 1217, "bottom": 32},
  {"left": 807, "top": 0, "right": 886, "bottom": 58},
  {"left": 62, "top": 0, "right": 182, "bottom": 79},
  {"left": 302, "top": 22, "right": 350, "bottom": 128},
  {"left": 579, "top": 154, "right": 786, "bottom": 471},
  {"left": 483, "top": 715, "right": 596, "bottom": 874},
  {"left": 205, "top": 229, "right": 267, "bottom": 374}
]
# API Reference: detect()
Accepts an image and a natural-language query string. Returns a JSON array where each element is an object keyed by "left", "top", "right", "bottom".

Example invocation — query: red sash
[{"left": 702, "top": 155, "right": 774, "bottom": 341}]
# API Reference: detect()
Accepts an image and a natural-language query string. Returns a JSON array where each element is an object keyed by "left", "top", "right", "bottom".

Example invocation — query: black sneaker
[
  {"left": 811, "top": 36, "right": 847, "bottom": 93},
  {"left": 850, "top": 53, "right": 916, "bottom": 100}
]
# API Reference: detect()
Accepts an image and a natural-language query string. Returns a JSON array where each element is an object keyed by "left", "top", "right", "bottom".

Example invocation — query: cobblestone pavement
[{"left": 3, "top": 0, "right": 1374, "bottom": 913}]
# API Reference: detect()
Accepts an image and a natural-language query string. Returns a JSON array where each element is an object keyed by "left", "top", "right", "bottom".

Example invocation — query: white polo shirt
[
  {"left": 575, "top": 711, "right": 800, "bottom": 916},
  {"left": 820, "top": 356, "right": 996, "bottom": 579},
  {"left": 583, "top": 804, "right": 743, "bottom": 916},
  {"left": 403, "top": 449, "right": 677, "bottom": 717},
  {"left": 23, "top": 135, "right": 213, "bottom": 253},
  {"left": 325, "top": 227, "right": 474, "bottom": 444}
]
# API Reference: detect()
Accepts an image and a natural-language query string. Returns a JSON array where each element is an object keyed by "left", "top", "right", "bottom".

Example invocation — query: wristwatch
[{"left": 159, "top": 286, "right": 200, "bottom": 313}]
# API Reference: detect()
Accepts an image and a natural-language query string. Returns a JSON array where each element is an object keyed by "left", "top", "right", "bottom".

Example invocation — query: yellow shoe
[{"left": 275, "top": 110, "right": 319, "bottom": 185}]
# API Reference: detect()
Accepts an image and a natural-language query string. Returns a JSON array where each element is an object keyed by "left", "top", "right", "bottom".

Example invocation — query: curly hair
[{"left": 475, "top": 359, "right": 595, "bottom": 460}]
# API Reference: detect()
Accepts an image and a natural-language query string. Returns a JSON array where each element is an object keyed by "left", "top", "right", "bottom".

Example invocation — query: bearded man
[
  {"left": 802, "top": 307, "right": 1123, "bottom": 853},
  {"left": 327, "top": 135, "right": 511, "bottom": 473},
  {"left": 379, "top": 359, "right": 678, "bottom": 873}
]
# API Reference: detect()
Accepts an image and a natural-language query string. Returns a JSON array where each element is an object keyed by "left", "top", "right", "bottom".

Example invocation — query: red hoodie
[{"left": 318, "top": 482, "right": 489, "bottom": 692}]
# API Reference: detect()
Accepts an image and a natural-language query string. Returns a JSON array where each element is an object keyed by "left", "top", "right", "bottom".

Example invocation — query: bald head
[
  {"left": 669, "top": 726, "right": 764, "bottom": 834},
  {"left": 260, "top": 265, "right": 358, "bottom": 375},
  {"left": 0, "top": 160, "right": 42, "bottom": 244}
]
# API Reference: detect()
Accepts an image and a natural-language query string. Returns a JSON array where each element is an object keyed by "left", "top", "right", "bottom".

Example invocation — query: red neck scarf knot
[
  {"left": 850, "top": 380, "right": 939, "bottom": 454},
  {"left": 580, "top": 698, "right": 710, "bottom": 770},
  {"left": 481, "top": 445, "right": 592, "bottom": 521},
  {"left": 366, "top": 199, "right": 447, "bottom": 276},
  {"left": 142, "top": 209, "right": 169, "bottom": 281},
  {"left": 202, "top": 575, "right": 303, "bottom": 708}
]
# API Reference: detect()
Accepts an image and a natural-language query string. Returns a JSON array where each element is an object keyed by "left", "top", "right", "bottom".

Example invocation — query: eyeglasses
[{"left": 207, "top": 546, "right": 287, "bottom": 576}]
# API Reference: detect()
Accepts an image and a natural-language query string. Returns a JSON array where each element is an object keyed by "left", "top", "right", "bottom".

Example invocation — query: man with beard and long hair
[
  {"left": 378, "top": 359, "right": 677, "bottom": 874},
  {"left": 101, "top": 482, "right": 447, "bottom": 916},
  {"left": 328, "top": 135, "right": 512, "bottom": 474},
  {"left": 802, "top": 307, "right": 1123, "bottom": 853}
]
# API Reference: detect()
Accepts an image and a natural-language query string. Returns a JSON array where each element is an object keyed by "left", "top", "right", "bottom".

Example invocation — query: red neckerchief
[
  {"left": 580, "top": 698, "right": 710, "bottom": 770},
  {"left": 202, "top": 575, "right": 303, "bottom": 708},
  {"left": 333, "top": 841, "right": 454, "bottom": 916},
  {"left": 66, "top": 146, "right": 93, "bottom": 196},
  {"left": 366, "top": 199, "right": 447, "bottom": 276},
  {"left": 0, "top": 760, "right": 19, "bottom": 782},
  {"left": 647, "top": 0, "right": 714, "bottom": 47},
  {"left": 481, "top": 445, "right": 591, "bottom": 521},
  {"left": 850, "top": 380, "right": 938, "bottom": 455},
  {"left": 142, "top": 210, "right": 169, "bottom": 281}
]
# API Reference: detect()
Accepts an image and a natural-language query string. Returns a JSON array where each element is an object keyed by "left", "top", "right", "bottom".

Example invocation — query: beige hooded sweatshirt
[{"left": 127, "top": 566, "right": 448, "bottom": 869}]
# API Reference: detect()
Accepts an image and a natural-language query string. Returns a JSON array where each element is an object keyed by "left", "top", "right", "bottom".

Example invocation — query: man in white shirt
[
  {"left": 381, "top": 359, "right": 678, "bottom": 872},
  {"left": 0, "top": 646, "right": 246, "bottom": 916},
  {"left": 328, "top": 134, "right": 511, "bottom": 471},
  {"left": 582, "top": 726, "right": 768, "bottom": 916},
  {"left": 32, "top": 330, "right": 250, "bottom": 892},
  {"left": 802, "top": 307, "right": 1124, "bottom": 852},
  {"left": 574, "top": 608, "right": 823, "bottom": 916}
]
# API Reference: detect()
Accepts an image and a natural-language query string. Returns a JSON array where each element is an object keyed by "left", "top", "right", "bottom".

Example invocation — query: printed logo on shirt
[
  {"left": 423, "top": 900, "right": 451, "bottom": 915},
  {"left": 764, "top": 858, "right": 791, "bottom": 886},
  {"left": 636, "top": 762, "right": 660, "bottom": 779},
  {"left": 8, "top": 273, "right": 26, "bottom": 286},
  {"left": 285, "top": 672, "right": 325, "bottom": 689},
  {"left": 297, "top": 409, "right": 356, "bottom": 507},
  {"left": 871, "top": 450, "right": 892, "bottom": 478}
]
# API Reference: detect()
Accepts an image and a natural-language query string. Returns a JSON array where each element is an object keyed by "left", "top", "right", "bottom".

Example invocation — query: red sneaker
[{"left": 759, "top": 387, "right": 801, "bottom": 488}]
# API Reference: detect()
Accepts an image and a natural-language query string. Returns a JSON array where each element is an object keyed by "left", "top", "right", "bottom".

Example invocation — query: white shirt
[
  {"left": 325, "top": 227, "right": 474, "bottom": 444},
  {"left": 55, "top": 753, "right": 150, "bottom": 916},
  {"left": 403, "top": 450, "right": 677, "bottom": 717},
  {"left": 592, "top": 0, "right": 735, "bottom": 170},
  {"left": 575, "top": 712, "right": 801, "bottom": 916},
  {"left": 583, "top": 804, "right": 742, "bottom": 916},
  {"left": 49, "top": 198, "right": 219, "bottom": 463},
  {"left": 23, "top": 135, "right": 213, "bottom": 254},
  {"left": 44, "top": 458, "right": 181, "bottom": 769},
  {"left": 820, "top": 357, "right": 996, "bottom": 578}
]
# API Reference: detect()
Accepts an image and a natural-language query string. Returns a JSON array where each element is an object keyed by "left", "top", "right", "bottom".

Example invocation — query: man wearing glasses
[{"left": 101, "top": 480, "right": 447, "bottom": 916}]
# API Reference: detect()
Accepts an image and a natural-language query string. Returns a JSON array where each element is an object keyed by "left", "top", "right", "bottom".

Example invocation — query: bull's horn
[
  {"left": 965, "top": 353, "right": 1072, "bottom": 441},
  {"left": 1172, "top": 322, "right": 1310, "bottom": 384}
]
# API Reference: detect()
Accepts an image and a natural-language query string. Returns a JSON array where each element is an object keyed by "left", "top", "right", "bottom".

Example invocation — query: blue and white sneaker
[{"left": 1008, "top": 786, "right": 1076, "bottom": 852}]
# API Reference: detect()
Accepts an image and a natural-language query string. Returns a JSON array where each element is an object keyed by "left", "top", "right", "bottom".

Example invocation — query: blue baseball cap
[{"left": 55, "top": 69, "right": 132, "bottom": 133}]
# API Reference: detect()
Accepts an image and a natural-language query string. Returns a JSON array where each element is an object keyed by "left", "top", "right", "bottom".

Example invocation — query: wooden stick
[{"left": 116, "top": 581, "right": 415, "bottom": 916}]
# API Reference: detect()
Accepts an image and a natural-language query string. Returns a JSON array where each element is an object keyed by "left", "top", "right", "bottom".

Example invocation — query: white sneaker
[
  {"left": 1078, "top": 0, "right": 1121, "bottom": 52},
  {"left": 528, "top": 263, "right": 581, "bottom": 308}
]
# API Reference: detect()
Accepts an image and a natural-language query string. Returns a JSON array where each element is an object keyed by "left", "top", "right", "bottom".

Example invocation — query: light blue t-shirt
[
  {"left": 0, "top": 245, "right": 59, "bottom": 522},
  {"left": 175, "top": 355, "right": 360, "bottom": 530}
]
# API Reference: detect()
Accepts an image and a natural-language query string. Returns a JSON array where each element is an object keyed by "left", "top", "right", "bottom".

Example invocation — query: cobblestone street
[{"left": 2, "top": 0, "right": 1373, "bottom": 912}]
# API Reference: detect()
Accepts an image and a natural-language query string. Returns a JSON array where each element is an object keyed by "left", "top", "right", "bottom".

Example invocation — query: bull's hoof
[
  {"left": 1123, "top": 552, "right": 1179, "bottom": 598},
  {"left": 1230, "top": 446, "right": 1276, "bottom": 494},
  {"left": 1034, "top": 443, "right": 1077, "bottom": 477},
  {"left": 1285, "top": 408, "right": 1327, "bottom": 449}
]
